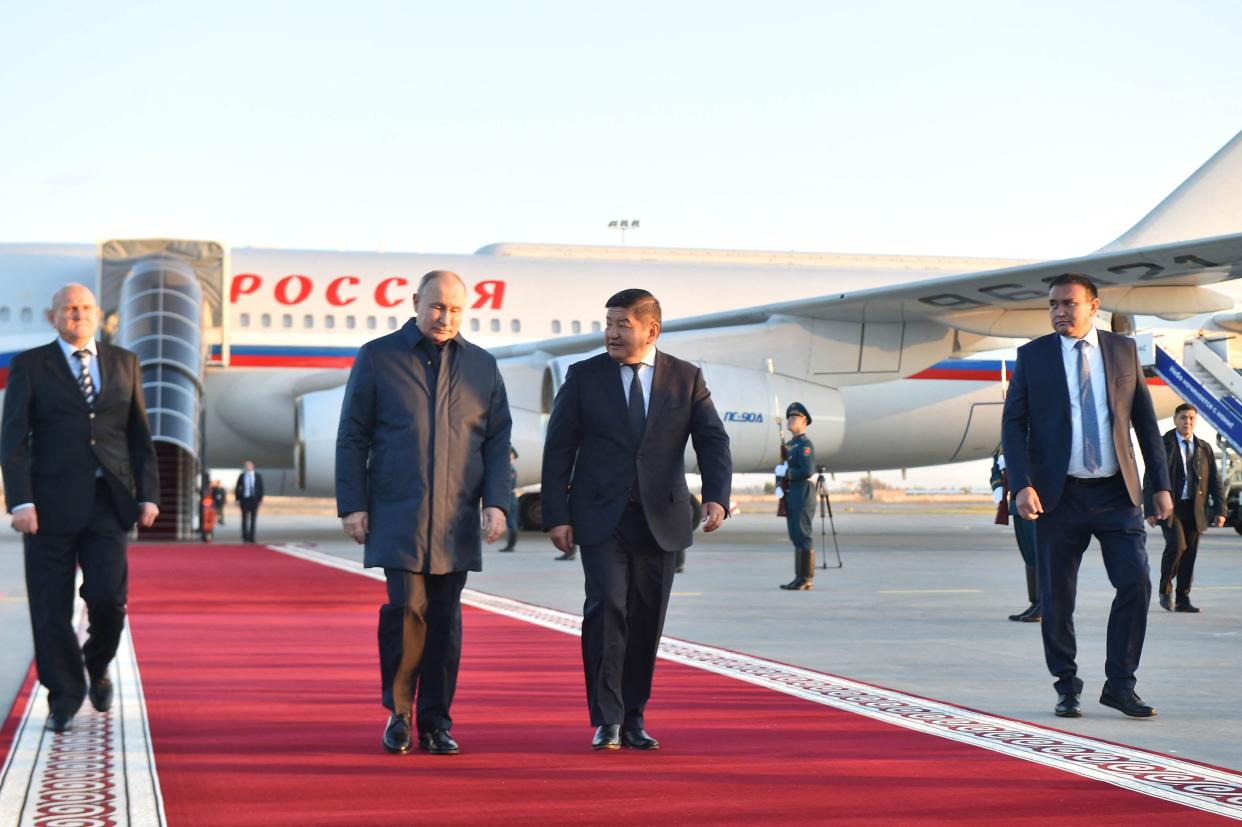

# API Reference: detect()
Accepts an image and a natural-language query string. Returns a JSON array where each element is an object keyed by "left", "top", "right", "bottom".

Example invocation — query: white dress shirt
[
  {"left": 618, "top": 345, "right": 656, "bottom": 416},
  {"left": 1060, "top": 326, "right": 1118, "bottom": 478}
]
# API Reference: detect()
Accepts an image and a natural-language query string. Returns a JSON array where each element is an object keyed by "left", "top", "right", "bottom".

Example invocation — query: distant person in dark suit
[
  {"left": 1002, "top": 273, "right": 1172, "bottom": 720},
  {"left": 336, "top": 270, "right": 512, "bottom": 756},
  {"left": 211, "top": 479, "right": 226, "bottom": 525},
  {"left": 542, "top": 288, "right": 732, "bottom": 751},
  {"left": 1, "top": 283, "right": 160, "bottom": 734},
  {"left": 1143, "top": 403, "right": 1225, "bottom": 614},
  {"left": 235, "top": 460, "right": 264, "bottom": 543}
]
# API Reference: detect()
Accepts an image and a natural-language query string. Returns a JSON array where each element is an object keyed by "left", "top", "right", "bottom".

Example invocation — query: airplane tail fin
[{"left": 1098, "top": 129, "right": 1242, "bottom": 252}]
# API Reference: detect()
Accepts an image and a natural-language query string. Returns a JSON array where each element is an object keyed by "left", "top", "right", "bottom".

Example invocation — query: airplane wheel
[{"left": 518, "top": 493, "right": 542, "bottom": 531}]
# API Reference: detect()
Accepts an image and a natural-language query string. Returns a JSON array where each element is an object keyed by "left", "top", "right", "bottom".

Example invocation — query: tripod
[{"left": 814, "top": 472, "right": 843, "bottom": 569}]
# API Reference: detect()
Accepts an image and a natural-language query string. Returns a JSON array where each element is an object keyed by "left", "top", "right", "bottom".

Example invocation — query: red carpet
[{"left": 123, "top": 545, "right": 1227, "bottom": 826}]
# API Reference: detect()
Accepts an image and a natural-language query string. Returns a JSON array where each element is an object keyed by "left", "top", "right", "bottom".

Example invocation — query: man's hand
[
  {"left": 1015, "top": 487, "right": 1043, "bottom": 521},
  {"left": 137, "top": 503, "right": 159, "bottom": 528},
  {"left": 1146, "top": 515, "right": 1160, "bottom": 527},
  {"left": 342, "top": 511, "right": 369, "bottom": 544},
  {"left": 11, "top": 508, "right": 38, "bottom": 535},
  {"left": 1152, "top": 490, "right": 1173, "bottom": 522},
  {"left": 482, "top": 507, "right": 506, "bottom": 543},
  {"left": 701, "top": 501, "right": 726, "bottom": 532},
  {"left": 549, "top": 524, "right": 575, "bottom": 554},
  {"left": 1214, "top": 515, "right": 1227, "bottom": 528}
]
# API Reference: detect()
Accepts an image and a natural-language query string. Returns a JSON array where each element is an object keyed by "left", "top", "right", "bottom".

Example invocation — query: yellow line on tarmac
[{"left": 878, "top": 589, "right": 982, "bottom": 594}]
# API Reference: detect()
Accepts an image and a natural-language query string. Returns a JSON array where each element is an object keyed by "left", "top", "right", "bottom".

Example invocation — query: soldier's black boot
[
  {"left": 780, "top": 549, "right": 812, "bottom": 590},
  {"left": 1008, "top": 564, "right": 1039, "bottom": 621},
  {"left": 800, "top": 548, "right": 815, "bottom": 591}
]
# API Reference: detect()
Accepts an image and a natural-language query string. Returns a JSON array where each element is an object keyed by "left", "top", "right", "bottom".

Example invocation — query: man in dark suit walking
[
  {"left": 542, "top": 288, "right": 732, "bottom": 751},
  {"left": 1002, "top": 273, "right": 1172, "bottom": 720},
  {"left": 336, "top": 270, "right": 511, "bottom": 756},
  {"left": 1143, "top": 403, "right": 1225, "bottom": 614},
  {"left": 1, "top": 283, "right": 160, "bottom": 734},
  {"left": 234, "top": 460, "right": 263, "bottom": 543}
]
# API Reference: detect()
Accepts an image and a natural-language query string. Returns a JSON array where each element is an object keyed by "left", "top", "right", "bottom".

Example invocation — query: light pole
[{"left": 608, "top": 219, "right": 640, "bottom": 244}]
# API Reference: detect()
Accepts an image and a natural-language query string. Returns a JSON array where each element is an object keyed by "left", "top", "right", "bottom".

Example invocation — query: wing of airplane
[{"left": 488, "top": 231, "right": 1242, "bottom": 363}]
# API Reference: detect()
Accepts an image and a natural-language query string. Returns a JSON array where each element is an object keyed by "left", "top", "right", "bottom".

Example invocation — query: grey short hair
[
  {"left": 51, "top": 282, "right": 98, "bottom": 311},
  {"left": 417, "top": 270, "right": 467, "bottom": 296}
]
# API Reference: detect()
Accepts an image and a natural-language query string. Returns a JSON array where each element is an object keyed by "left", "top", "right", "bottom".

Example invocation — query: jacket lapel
[
  {"left": 1043, "top": 334, "right": 1071, "bottom": 420},
  {"left": 642, "top": 350, "right": 668, "bottom": 441}
]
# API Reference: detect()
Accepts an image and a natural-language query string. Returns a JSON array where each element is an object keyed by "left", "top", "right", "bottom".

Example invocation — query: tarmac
[{"left": 1, "top": 502, "right": 1239, "bottom": 771}]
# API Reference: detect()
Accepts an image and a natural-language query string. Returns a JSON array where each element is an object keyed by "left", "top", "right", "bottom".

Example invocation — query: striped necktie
[{"left": 73, "top": 349, "right": 97, "bottom": 408}]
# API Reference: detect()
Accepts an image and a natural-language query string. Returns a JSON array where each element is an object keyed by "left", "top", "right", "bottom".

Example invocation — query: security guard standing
[{"left": 780, "top": 402, "right": 816, "bottom": 591}]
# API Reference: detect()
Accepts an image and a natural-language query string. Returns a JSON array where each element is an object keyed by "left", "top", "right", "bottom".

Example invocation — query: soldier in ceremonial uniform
[{"left": 780, "top": 402, "right": 817, "bottom": 591}]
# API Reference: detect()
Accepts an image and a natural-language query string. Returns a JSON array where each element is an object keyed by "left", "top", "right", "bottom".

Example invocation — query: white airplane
[{"left": 3, "top": 130, "right": 1242, "bottom": 532}]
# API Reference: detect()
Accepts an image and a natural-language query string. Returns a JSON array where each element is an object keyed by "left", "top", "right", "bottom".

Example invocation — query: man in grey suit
[
  {"left": 1002, "top": 273, "right": 1172, "bottom": 720},
  {"left": 542, "top": 288, "right": 732, "bottom": 751},
  {"left": 336, "top": 270, "right": 512, "bottom": 756}
]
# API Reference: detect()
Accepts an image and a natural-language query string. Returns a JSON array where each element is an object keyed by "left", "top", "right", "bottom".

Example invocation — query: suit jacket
[
  {"left": 1001, "top": 328, "right": 1171, "bottom": 513},
  {"left": 234, "top": 471, "right": 264, "bottom": 507},
  {"left": 1143, "top": 430, "right": 1224, "bottom": 532},
  {"left": 1, "top": 340, "right": 160, "bottom": 532},
  {"left": 335, "top": 320, "right": 512, "bottom": 574},
  {"left": 541, "top": 349, "right": 732, "bottom": 551}
]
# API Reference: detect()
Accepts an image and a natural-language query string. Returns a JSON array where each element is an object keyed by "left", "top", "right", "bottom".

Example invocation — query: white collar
[{"left": 57, "top": 336, "right": 98, "bottom": 359}]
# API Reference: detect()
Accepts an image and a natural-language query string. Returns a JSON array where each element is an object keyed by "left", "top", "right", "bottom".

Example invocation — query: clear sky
[{"left": 3, "top": 1, "right": 1240, "bottom": 488}]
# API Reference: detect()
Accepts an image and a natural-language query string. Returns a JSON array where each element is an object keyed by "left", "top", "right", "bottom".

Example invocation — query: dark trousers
[
  {"left": 785, "top": 481, "right": 815, "bottom": 551},
  {"left": 1037, "top": 475, "right": 1150, "bottom": 695},
  {"left": 378, "top": 569, "right": 467, "bottom": 733},
  {"left": 1159, "top": 500, "right": 1201, "bottom": 601},
  {"left": 239, "top": 505, "right": 258, "bottom": 543},
  {"left": 579, "top": 503, "right": 677, "bottom": 729},
  {"left": 23, "top": 478, "right": 128, "bottom": 716}
]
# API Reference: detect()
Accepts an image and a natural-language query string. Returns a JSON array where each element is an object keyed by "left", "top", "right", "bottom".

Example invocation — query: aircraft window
[
  {"left": 511, "top": 319, "right": 521, "bottom": 333},
  {"left": 571, "top": 320, "right": 582, "bottom": 334},
  {"left": 367, "top": 316, "right": 377, "bottom": 330},
  {"left": 303, "top": 314, "right": 314, "bottom": 328},
  {"left": 21, "top": 307, "right": 33, "bottom": 323},
  {"left": 282, "top": 313, "right": 293, "bottom": 328},
  {"left": 261, "top": 313, "right": 272, "bottom": 328},
  {"left": 470, "top": 318, "right": 480, "bottom": 332},
  {"left": 551, "top": 320, "right": 561, "bottom": 334},
  {"left": 591, "top": 321, "right": 601, "bottom": 332},
  {"left": 388, "top": 316, "right": 398, "bottom": 330},
  {"left": 0, "top": 307, "right": 9, "bottom": 323},
  {"left": 345, "top": 315, "right": 356, "bottom": 329},
  {"left": 239, "top": 313, "right": 250, "bottom": 327},
  {"left": 324, "top": 315, "right": 335, "bottom": 329},
  {"left": 490, "top": 319, "right": 500, "bottom": 332}
]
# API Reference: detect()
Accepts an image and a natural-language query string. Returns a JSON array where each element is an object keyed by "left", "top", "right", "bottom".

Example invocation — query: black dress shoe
[
  {"left": 1008, "top": 603, "right": 1040, "bottom": 622},
  {"left": 1175, "top": 601, "right": 1201, "bottom": 613},
  {"left": 89, "top": 677, "right": 114, "bottom": 713},
  {"left": 1054, "top": 693, "right": 1082, "bottom": 718},
  {"left": 592, "top": 724, "right": 621, "bottom": 750},
  {"left": 621, "top": 728, "right": 660, "bottom": 750},
  {"left": 419, "top": 729, "right": 460, "bottom": 754},
  {"left": 554, "top": 552, "right": 577, "bottom": 561},
  {"left": 1099, "top": 684, "right": 1156, "bottom": 718},
  {"left": 779, "top": 578, "right": 813, "bottom": 591},
  {"left": 499, "top": 546, "right": 515, "bottom": 552},
  {"left": 382, "top": 712, "right": 412, "bottom": 754},
  {"left": 1158, "top": 593, "right": 1173, "bottom": 612},
  {"left": 46, "top": 711, "right": 74, "bottom": 733}
]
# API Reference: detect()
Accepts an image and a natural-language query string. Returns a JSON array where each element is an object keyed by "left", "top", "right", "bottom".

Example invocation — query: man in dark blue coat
[
  {"left": 1002, "top": 273, "right": 1172, "bottom": 720},
  {"left": 336, "top": 270, "right": 512, "bottom": 756},
  {"left": 542, "top": 288, "right": 732, "bottom": 751}
]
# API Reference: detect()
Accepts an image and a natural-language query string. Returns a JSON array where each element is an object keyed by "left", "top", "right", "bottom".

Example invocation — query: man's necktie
[
  {"left": 627, "top": 363, "right": 646, "bottom": 444},
  {"left": 1184, "top": 438, "right": 1194, "bottom": 498},
  {"left": 73, "top": 350, "right": 96, "bottom": 408},
  {"left": 1076, "top": 340, "right": 1101, "bottom": 473}
]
